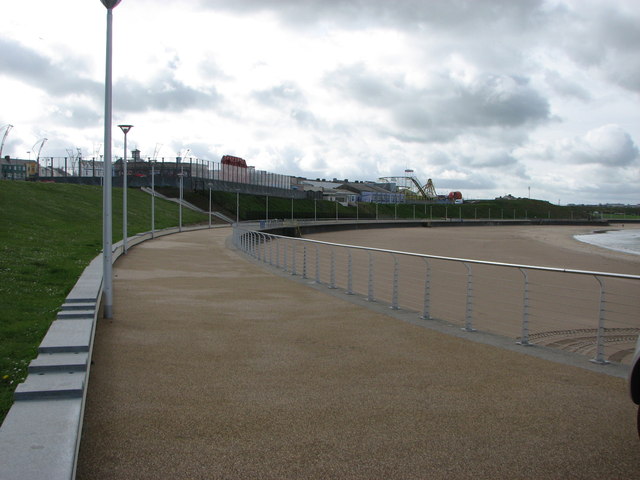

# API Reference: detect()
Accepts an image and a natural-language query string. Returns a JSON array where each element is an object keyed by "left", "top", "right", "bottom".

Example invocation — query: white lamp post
[
  {"left": 178, "top": 159, "right": 184, "bottom": 232},
  {"left": 208, "top": 183, "right": 212, "bottom": 228},
  {"left": 118, "top": 124, "right": 133, "bottom": 254},
  {"left": 151, "top": 160, "right": 156, "bottom": 238},
  {"left": 100, "top": 0, "right": 122, "bottom": 319}
]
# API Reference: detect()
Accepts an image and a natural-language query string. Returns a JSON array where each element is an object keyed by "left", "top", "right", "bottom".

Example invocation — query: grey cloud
[
  {"left": 464, "top": 152, "right": 518, "bottom": 169},
  {"left": 198, "top": 0, "right": 546, "bottom": 32},
  {"left": 199, "top": 59, "right": 232, "bottom": 80},
  {"left": 559, "top": 5, "right": 640, "bottom": 93},
  {"left": 0, "top": 37, "right": 219, "bottom": 115},
  {"left": 290, "top": 109, "right": 318, "bottom": 128},
  {"left": 114, "top": 73, "right": 220, "bottom": 112},
  {"left": 0, "top": 37, "right": 100, "bottom": 98},
  {"left": 437, "top": 176, "right": 498, "bottom": 192},
  {"left": 252, "top": 83, "right": 305, "bottom": 107},
  {"left": 544, "top": 71, "right": 591, "bottom": 101},
  {"left": 48, "top": 103, "right": 102, "bottom": 128},
  {"left": 577, "top": 125, "right": 639, "bottom": 167},
  {"left": 326, "top": 65, "right": 550, "bottom": 142},
  {"left": 527, "top": 125, "right": 639, "bottom": 168},
  {"left": 442, "top": 75, "right": 550, "bottom": 128}
]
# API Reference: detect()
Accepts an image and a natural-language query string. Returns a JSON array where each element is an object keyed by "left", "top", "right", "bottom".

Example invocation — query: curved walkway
[{"left": 77, "top": 228, "right": 640, "bottom": 479}]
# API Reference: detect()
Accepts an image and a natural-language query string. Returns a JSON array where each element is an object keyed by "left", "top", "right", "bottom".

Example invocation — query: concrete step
[
  {"left": 60, "top": 302, "right": 95, "bottom": 311},
  {"left": 57, "top": 310, "right": 95, "bottom": 320},
  {"left": 28, "top": 352, "right": 89, "bottom": 374},
  {"left": 14, "top": 372, "right": 85, "bottom": 401},
  {"left": 38, "top": 319, "right": 94, "bottom": 354}
]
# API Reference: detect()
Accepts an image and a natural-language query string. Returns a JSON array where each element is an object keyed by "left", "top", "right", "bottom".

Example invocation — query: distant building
[
  {"left": 1, "top": 157, "right": 27, "bottom": 180},
  {"left": 0, "top": 157, "right": 37, "bottom": 180}
]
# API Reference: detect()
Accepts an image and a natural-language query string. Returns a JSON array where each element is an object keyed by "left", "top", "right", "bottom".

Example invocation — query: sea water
[{"left": 574, "top": 228, "right": 640, "bottom": 256}]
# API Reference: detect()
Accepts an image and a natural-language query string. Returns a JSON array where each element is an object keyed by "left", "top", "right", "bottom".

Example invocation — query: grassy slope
[
  {"left": 167, "top": 188, "right": 622, "bottom": 222},
  {"left": 0, "top": 181, "right": 207, "bottom": 422}
]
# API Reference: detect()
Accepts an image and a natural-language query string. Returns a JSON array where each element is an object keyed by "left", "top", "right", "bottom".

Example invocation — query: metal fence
[
  {"left": 29, "top": 156, "right": 292, "bottom": 190},
  {"left": 233, "top": 226, "right": 640, "bottom": 365}
]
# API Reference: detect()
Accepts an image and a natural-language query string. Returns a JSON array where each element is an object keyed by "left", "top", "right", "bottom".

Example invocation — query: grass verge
[{"left": 0, "top": 181, "right": 207, "bottom": 423}]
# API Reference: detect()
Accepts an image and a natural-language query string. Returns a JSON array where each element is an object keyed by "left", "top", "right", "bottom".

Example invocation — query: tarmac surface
[{"left": 76, "top": 227, "right": 640, "bottom": 479}]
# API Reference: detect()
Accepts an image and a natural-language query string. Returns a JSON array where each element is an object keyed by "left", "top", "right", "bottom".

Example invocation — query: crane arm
[{"left": 0, "top": 124, "right": 13, "bottom": 159}]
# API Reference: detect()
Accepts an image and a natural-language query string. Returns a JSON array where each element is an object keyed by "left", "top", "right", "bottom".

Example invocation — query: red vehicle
[
  {"left": 221, "top": 155, "right": 247, "bottom": 168},
  {"left": 448, "top": 191, "right": 463, "bottom": 203}
]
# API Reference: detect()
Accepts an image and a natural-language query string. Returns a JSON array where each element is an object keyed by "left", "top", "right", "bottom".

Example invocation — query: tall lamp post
[
  {"left": 178, "top": 161, "right": 184, "bottom": 232},
  {"left": 100, "top": 0, "right": 122, "bottom": 319},
  {"left": 118, "top": 124, "right": 133, "bottom": 254},
  {"left": 151, "top": 160, "right": 156, "bottom": 238}
]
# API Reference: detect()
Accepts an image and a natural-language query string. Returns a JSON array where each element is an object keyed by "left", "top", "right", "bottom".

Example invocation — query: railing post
[
  {"left": 462, "top": 262, "right": 476, "bottom": 331},
  {"left": 268, "top": 236, "right": 273, "bottom": 266},
  {"left": 591, "top": 275, "right": 609, "bottom": 365},
  {"left": 302, "top": 245, "right": 308, "bottom": 279},
  {"left": 275, "top": 239, "right": 280, "bottom": 268},
  {"left": 329, "top": 249, "right": 336, "bottom": 288},
  {"left": 346, "top": 250, "right": 354, "bottom": 295},
  {"left": 421, "top": 258, "right": 431, "bottom": 320},
  {"left": 517, "top": 268, "right": 531, "bottom": 346},
  {"left": 391, "top": 254, "right": 399, "bottom": 310},
  {"left": 283, "top": 241, "right": 288, "bottom": 272},
  {"left": 315, "top": 246, "right": 321, "bottom": 284},
  {"left": 291, "top": 244, "right": 297, "bottom": 275},
  {"left": 367, "top": 252, "right": 375, "bottom": 302}
]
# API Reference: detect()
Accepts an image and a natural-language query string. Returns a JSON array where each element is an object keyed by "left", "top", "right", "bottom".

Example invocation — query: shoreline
[{"left": 574, "top": 227, "right": 640, "bottom": 257}]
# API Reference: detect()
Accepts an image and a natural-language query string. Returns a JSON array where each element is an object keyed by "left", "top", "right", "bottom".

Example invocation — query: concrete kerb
[{"left": 0, "top": 222, "right": 224, "bottom": 480}]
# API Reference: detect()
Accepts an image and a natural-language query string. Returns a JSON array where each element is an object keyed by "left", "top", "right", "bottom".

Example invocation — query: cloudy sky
[{"left": 1, "top": 0, "right": 639, "bottom": 204}]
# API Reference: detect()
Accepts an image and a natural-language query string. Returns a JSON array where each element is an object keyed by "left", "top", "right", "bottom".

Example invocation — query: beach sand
[
  {"left": 306, "top": 224, "right": 640, "bottom": 273},
  {"left": 305, "top": 224, "right": 640, "bottom": 363}
]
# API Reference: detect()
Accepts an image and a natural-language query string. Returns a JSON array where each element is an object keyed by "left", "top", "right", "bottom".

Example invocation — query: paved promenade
[{"left": 77, "top": 227, "right": 640, "bottom": 479}]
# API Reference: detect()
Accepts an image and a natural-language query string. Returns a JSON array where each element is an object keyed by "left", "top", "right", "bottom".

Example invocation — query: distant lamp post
[
  {"left": 178, "top": 161, "right": 184, "bottom": 232},
  {"left": 208, "top": 183, "right": 212, "bottom": 228},
  {"left": 118, "top": 124, "right": 133, "bottom": 254},
  {"left": 151, "top": 160, "right": 157, "bottom": 238},
  {"left": 100, "top": 0, "right": 123, "bottom": 319},
  {"left": 236, "top": 190, "right": 240, "bottom": 224}
]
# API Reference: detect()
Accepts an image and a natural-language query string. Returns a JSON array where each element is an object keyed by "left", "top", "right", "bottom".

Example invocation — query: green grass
[{"left": 0, "top": 181, "right": 207, "bottom": 423}]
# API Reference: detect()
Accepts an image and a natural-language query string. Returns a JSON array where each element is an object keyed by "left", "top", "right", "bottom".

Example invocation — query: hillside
[{"left": 0, "top": 181, "right": 208, "bottom": 422}]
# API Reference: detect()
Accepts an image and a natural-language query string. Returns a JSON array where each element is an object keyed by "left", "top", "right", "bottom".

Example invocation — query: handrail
[
  {"left": 233, "top": 225, "right": 640, "bottom": 368},
  {"left": 255, "top": 231, "right": 640, "bottom": 281}
]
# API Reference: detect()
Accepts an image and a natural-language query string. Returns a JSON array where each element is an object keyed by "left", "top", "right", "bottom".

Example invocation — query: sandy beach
[
  {"left": 306, "top": 224, "right": 640, "bottom": 273},
  {"left": 305, "top": 224, "right": 640, "bottom": 363}
]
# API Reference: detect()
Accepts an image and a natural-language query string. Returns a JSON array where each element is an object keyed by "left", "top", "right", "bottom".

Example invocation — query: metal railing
[{"left": 234, "top": 226, "right": 640, "bottom": 365}]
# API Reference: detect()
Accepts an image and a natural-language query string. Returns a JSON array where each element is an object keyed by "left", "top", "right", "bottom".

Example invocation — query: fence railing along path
[{"left": 234, "top": 226, "right": 640, "bottom": 365}]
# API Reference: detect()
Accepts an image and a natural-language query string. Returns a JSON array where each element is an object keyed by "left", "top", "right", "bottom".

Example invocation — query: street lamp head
[
  {"left": 101, "top": 0, "right": 122, "bottom": 9},
  {"left": 118, "top": 124, "right": 133, "bottom": 134}
]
